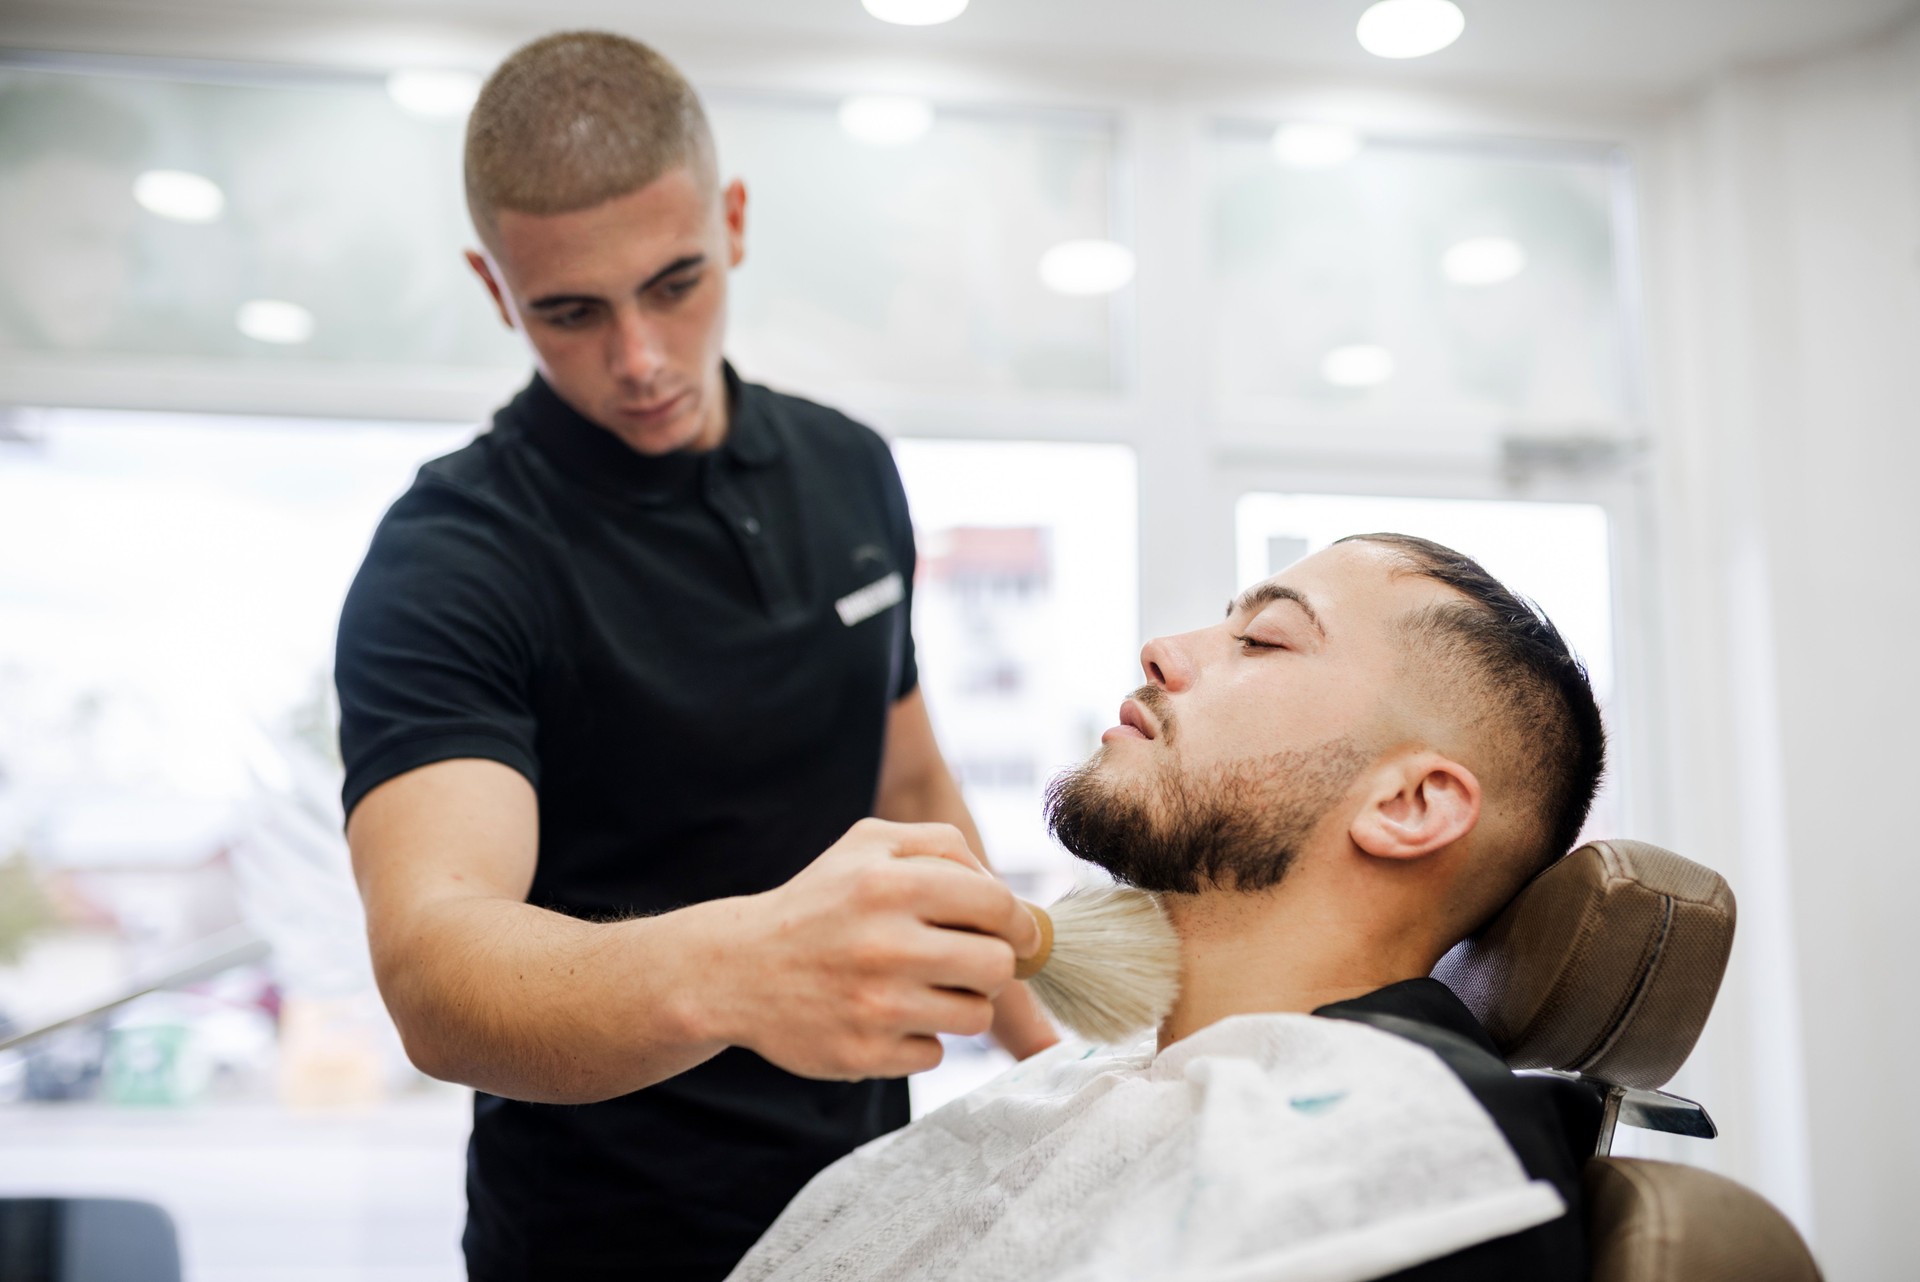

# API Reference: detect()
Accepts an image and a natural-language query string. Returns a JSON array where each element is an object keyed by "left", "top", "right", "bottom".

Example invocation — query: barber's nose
[
  {"left": 1140, "top": 633, "right": 1196, "bottom": 692},
  {"left": 608, "top": 311, "right": 666, "bottom": 386}
]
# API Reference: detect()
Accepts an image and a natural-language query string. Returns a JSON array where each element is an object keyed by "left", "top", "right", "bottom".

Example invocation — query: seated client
[{"left": 731, "top": 533, "right": 1608, "bottom": 1282}]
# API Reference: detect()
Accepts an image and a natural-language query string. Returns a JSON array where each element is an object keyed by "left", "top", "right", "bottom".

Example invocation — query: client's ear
[{"left": 1349, "top": 751, "right": 1481, "bottom": 861}]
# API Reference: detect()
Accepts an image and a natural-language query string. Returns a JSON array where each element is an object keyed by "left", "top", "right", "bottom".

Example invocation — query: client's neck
[{"left": 1156, "top": 876, "right": 1441, "bottom": 1051}]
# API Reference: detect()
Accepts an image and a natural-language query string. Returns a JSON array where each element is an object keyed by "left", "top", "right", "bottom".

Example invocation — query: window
[
  {"left": 1207, "top": 126, "right": 1634, "bottom": 440},
  {"left": 0, "top": 408, "right": 474, "bottom": 1280},
  {"left": 890, "top": 439, "right": 1138, "bottom": 1112},
  {"left": 712, "top": 97, "right": 1127, "bottom": 394},
  {"left": 0, "top": 69, "right": 1130, "bottom": 399}
]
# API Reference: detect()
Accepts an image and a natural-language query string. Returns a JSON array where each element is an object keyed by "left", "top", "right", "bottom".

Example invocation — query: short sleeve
[
  {"left": 877, "top": 440, "right": 919, "bottom": 701},
  {"left": 333, "top": 481, "right": 549, "bottom": 819}
]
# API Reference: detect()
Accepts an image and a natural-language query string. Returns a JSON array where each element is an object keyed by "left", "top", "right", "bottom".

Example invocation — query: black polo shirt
[{"left": 334, "top": 366, "right": 919, "bottom": 1281}]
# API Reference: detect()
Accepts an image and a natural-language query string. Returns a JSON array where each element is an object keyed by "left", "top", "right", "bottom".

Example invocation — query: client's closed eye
[{"left": 1233, "top": 634, "right": 1287, "bottom": 652}]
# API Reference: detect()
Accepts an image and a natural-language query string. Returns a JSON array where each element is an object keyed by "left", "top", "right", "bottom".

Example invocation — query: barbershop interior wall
[{"left": 1642, "top": 12, "right": 1920, "bottom": 1276}]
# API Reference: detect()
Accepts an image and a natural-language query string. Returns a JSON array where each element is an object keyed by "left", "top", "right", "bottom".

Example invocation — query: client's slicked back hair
[
  {"left": 1338, "top": 533, "right": 1606, "bottom": 879},
  {"left": 465, "top": 31, "right": 716, "bottom": 242}
]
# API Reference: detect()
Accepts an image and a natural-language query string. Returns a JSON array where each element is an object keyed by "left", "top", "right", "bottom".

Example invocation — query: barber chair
[{"left": 1433, "top": 839, "right": 1822, "bottom": 1282}]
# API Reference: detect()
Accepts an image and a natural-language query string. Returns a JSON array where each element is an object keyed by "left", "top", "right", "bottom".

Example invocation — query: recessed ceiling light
[
  {"left": 1321, "top": 344, "right": 1395, "bottom": 388},
  {"left": 1356, "top": 0, "right": 1466, "bottom": 60},
  {"left": 1038, "top": 239, "right": 1136, "bottom": 296},
  {"left": 861, "top": 0, "right": 969, "bottom": 25},
  {"left": 838, "top": 95, "right": 935, "bottom": 146},
  {"left": 386, "top": 68, "right": 482, "bottom": 118},
  {"left": 1442, "top": 236, "right": 1527, "bottom": 285},
  {"left": 132, "top": 170, "right": 225, "bottom": 223},
  {"left": 236, "top": 300, "right": 315, "bottom": 345},
  {"left": 1271, "top": 123, "right": 1363, "bottom": 169}
]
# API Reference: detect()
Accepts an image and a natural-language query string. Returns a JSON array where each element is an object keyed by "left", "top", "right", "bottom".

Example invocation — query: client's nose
[{"left": 1139, "top": 634, "right": 1195, "bottom": 692}]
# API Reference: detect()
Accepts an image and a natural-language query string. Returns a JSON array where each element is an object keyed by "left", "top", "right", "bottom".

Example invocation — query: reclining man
[{"left": 730, "top": 532, "right": 1608, "bottom": 1282}]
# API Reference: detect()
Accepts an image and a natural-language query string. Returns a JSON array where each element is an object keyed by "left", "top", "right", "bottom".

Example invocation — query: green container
[{"left": 105, "top": 1023, "right": 197, "bottom": 1106}]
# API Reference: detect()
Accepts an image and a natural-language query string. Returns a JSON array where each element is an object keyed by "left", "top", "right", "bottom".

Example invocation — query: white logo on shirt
[{"left": 836, "top": 571, "right": 904, "bottom": 627}]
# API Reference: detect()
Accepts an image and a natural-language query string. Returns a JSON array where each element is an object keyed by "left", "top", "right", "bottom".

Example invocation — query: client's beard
[{"left": 1044, "top": 735, "right": 1368, "bottom": 894}]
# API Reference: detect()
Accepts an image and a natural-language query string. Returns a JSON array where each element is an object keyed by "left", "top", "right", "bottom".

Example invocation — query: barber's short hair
[
  {"left": 464, "top": 31, "right": 716, "bottom": 242},
  {"left": 1339, "top": 533, "right": 1607, "bottom": 878}
]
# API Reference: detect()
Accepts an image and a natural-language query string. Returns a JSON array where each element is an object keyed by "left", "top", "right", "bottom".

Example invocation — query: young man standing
[{"left": 334, "top": 32, "right": 1054, "bottom": 1282}]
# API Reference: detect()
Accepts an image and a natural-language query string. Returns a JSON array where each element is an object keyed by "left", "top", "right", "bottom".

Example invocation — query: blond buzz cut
[{"left": 464, "top": 31, "right": 717, "bottom": 246}]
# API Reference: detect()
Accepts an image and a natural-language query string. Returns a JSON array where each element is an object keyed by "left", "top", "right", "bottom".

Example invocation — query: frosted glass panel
[
  {"left": 0, "top": 69, "right": 1126, "bottom": 393},
  {"left": 713, "top": 97, "right": 1124, "bottom": 393},
  {"left": 0, "top": 69, "right": 517, "bottom": 367},
  {"left": 1209, "top": 130, "right": 1630, "bottom": 431}
]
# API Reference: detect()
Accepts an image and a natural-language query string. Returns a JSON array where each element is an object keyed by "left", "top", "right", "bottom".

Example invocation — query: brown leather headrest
[
  {"left": 1432, "top": 839, "right": 1735, "bottom": 1089},
  {"left": 1584, "top": 1158, "right": 1823, "bottom": 1282}
]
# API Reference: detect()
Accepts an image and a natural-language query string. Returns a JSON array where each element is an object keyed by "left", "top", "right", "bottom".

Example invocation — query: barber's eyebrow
[
  {"left": 527, "top": 253, "right": 707, "bottom": 309},
  {"left": 1225, "top": 582, "right": 1326, "bottom": 638}
]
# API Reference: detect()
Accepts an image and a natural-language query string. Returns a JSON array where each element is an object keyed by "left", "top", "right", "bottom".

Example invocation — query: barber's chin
[{"left": 608, "top": 391, "right": 704, "bottom": 451}]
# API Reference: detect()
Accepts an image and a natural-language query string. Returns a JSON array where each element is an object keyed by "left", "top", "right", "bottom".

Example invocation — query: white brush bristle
[{"left": 1026, "top": 886, "right": 1180, "bottom": 1044}]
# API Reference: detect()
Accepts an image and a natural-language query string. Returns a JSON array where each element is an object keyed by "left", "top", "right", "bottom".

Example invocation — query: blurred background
[{"left": 0, "top": 1, "right": 1915, "bottom": 1278}]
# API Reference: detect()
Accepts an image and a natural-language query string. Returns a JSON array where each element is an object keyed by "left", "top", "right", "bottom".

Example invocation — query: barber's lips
[
  {"left": 1101, "top": 698, "right": 1157, "bottom": 744},
  {"left": 615, "top": 390, "right": 690, "bottom": 426}
]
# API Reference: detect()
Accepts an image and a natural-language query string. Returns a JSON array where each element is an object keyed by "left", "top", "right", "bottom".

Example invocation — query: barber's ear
[
  {"left": 1349, "top": 752, "right": 1481, "bottom": 861},
  {"left": 465, "top": 250, "right": 516, "bottom": 331},
  {"left": 723, "top": 179, "right": 748, "bottom": 268}
]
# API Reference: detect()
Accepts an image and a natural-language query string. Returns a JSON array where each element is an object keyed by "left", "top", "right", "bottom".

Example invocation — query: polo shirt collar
[
  {"left": 720, "top": 362, "right": 784, "bottom": 469},
  {"left": 511, "top": 361, "right": 782, "bottom": 504}
]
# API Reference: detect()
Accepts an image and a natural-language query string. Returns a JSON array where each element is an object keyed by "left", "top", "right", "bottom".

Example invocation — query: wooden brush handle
[{"left": 1012, "top": 903, "right": 1054, "bottom": 981}]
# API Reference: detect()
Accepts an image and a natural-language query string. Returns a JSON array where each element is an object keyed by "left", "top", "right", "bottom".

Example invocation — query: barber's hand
[{"left": 716, "top": 818, "right": 1041, "bottom": 1082}]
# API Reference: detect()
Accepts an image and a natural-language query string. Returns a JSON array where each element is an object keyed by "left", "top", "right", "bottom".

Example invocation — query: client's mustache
[{"left": 1130, "top": 684, "right": 1176, "bottom": 744}]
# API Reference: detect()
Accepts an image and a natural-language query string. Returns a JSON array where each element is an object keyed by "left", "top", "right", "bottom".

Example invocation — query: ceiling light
[
  {"left": 861, "top": 0, "right": 969, "bottom": 25},
  {"left": 838, "top": 95, "right": 935, "bottom": 146},
  {"left": 1271, "top": 123, "right": 1363, "bottom": 169},
  {"left": 1356, "top": 0, "right": 1466, "bottom": 60},
  {"left": 1038, "top": 240, "right": 1136, "bottom": 296},
  {"left": 386, "top": 68, "right": 482, "bottom": 118},
  {"left": 132, "top": 170, "right": 225, "bottom": 223},
  {"left": 1321, "top": 344, "right": 1395, "bottom": 388},
  {"left": 236, "top": 300, "right": 315, "bottom": 345},
  {"left": 1442, "top": 235, "right": 1527, "bottom": 285}
]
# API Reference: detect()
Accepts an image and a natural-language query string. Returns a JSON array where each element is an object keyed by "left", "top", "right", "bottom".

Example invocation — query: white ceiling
[{"left": 4, "top": 0, "right": 1917, "bottom": 100}]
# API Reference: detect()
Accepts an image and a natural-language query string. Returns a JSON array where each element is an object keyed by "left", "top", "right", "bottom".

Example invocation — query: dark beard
[{"left": 1043, "top": 739, "right": 1367, "bottom": 894}]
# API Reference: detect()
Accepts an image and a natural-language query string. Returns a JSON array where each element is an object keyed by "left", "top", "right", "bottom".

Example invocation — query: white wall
[{"left": 1642, "top": 11, "right": 1920, "bottom": 1276}]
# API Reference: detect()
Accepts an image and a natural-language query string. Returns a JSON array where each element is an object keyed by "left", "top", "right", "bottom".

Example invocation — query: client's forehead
[{"left": 1259, "top": 541, "right": 1461, "bottom": 639}]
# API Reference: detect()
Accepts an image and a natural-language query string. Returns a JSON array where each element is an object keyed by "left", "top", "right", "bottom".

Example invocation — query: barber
[{"left": 334, "top": 31, "right": 1056, "bottom": 1282}]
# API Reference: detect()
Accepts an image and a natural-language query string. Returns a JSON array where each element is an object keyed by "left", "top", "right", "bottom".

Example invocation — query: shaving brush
[{"left": 1013, "top": 885, "right": 1180, "bottom": 1043}]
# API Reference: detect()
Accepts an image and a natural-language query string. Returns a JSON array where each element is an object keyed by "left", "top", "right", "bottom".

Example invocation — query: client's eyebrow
[
  {"left": 528, "top": 254, "right": 707, "bottom": 310},
  {"left": 1225, "top": 583, "right": 1326, "bottom": 638}
]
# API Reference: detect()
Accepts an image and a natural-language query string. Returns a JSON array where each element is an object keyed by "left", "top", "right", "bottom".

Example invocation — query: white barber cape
[{"left": 728, "top": 1012, "right": 1566, "bottom": 1282}]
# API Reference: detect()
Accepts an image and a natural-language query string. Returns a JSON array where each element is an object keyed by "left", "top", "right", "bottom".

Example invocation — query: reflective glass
[
  {"left": 0, "top": 69, "right": 1126, "bottom": 393},
  {"left": 1209, "top": 129, "right": 1632, "bottom": 432},
  {"left": 712, "top": 96, "right": 1124, "bottom": 393}
]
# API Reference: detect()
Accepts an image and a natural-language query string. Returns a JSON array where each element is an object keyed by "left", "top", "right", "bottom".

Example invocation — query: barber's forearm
[
  {"left": 875, "top": 765, "right": 1060, "bottom": 1060},
  {"left": 373, "top": 893, "right": 733, "bottom": 1105}
]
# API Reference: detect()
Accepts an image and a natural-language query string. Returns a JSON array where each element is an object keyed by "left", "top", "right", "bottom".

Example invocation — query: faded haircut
[
  {"left": 1338, "top": 533, "right": 1606, "bottom": 881},
  {"left": 464, "top": 31, "right": 716, "bottom": 243}
]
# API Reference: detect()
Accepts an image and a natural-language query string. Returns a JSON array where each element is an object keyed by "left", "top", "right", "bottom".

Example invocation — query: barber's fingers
[
  {"left": 900, "top": 860, "right": 1042, "bottom": 959},
  {"left": 897, "top": 987, "right": 998, "bottom": 1040},
  {"left": 886, "top": 1034, "right": 946, "bottom": 1077},
  {"left": 906, "top": 928, "right": 1019, "bottom": 998},
  {"left": 879, "top": 821, "right": 988, "bottom": 874}
]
